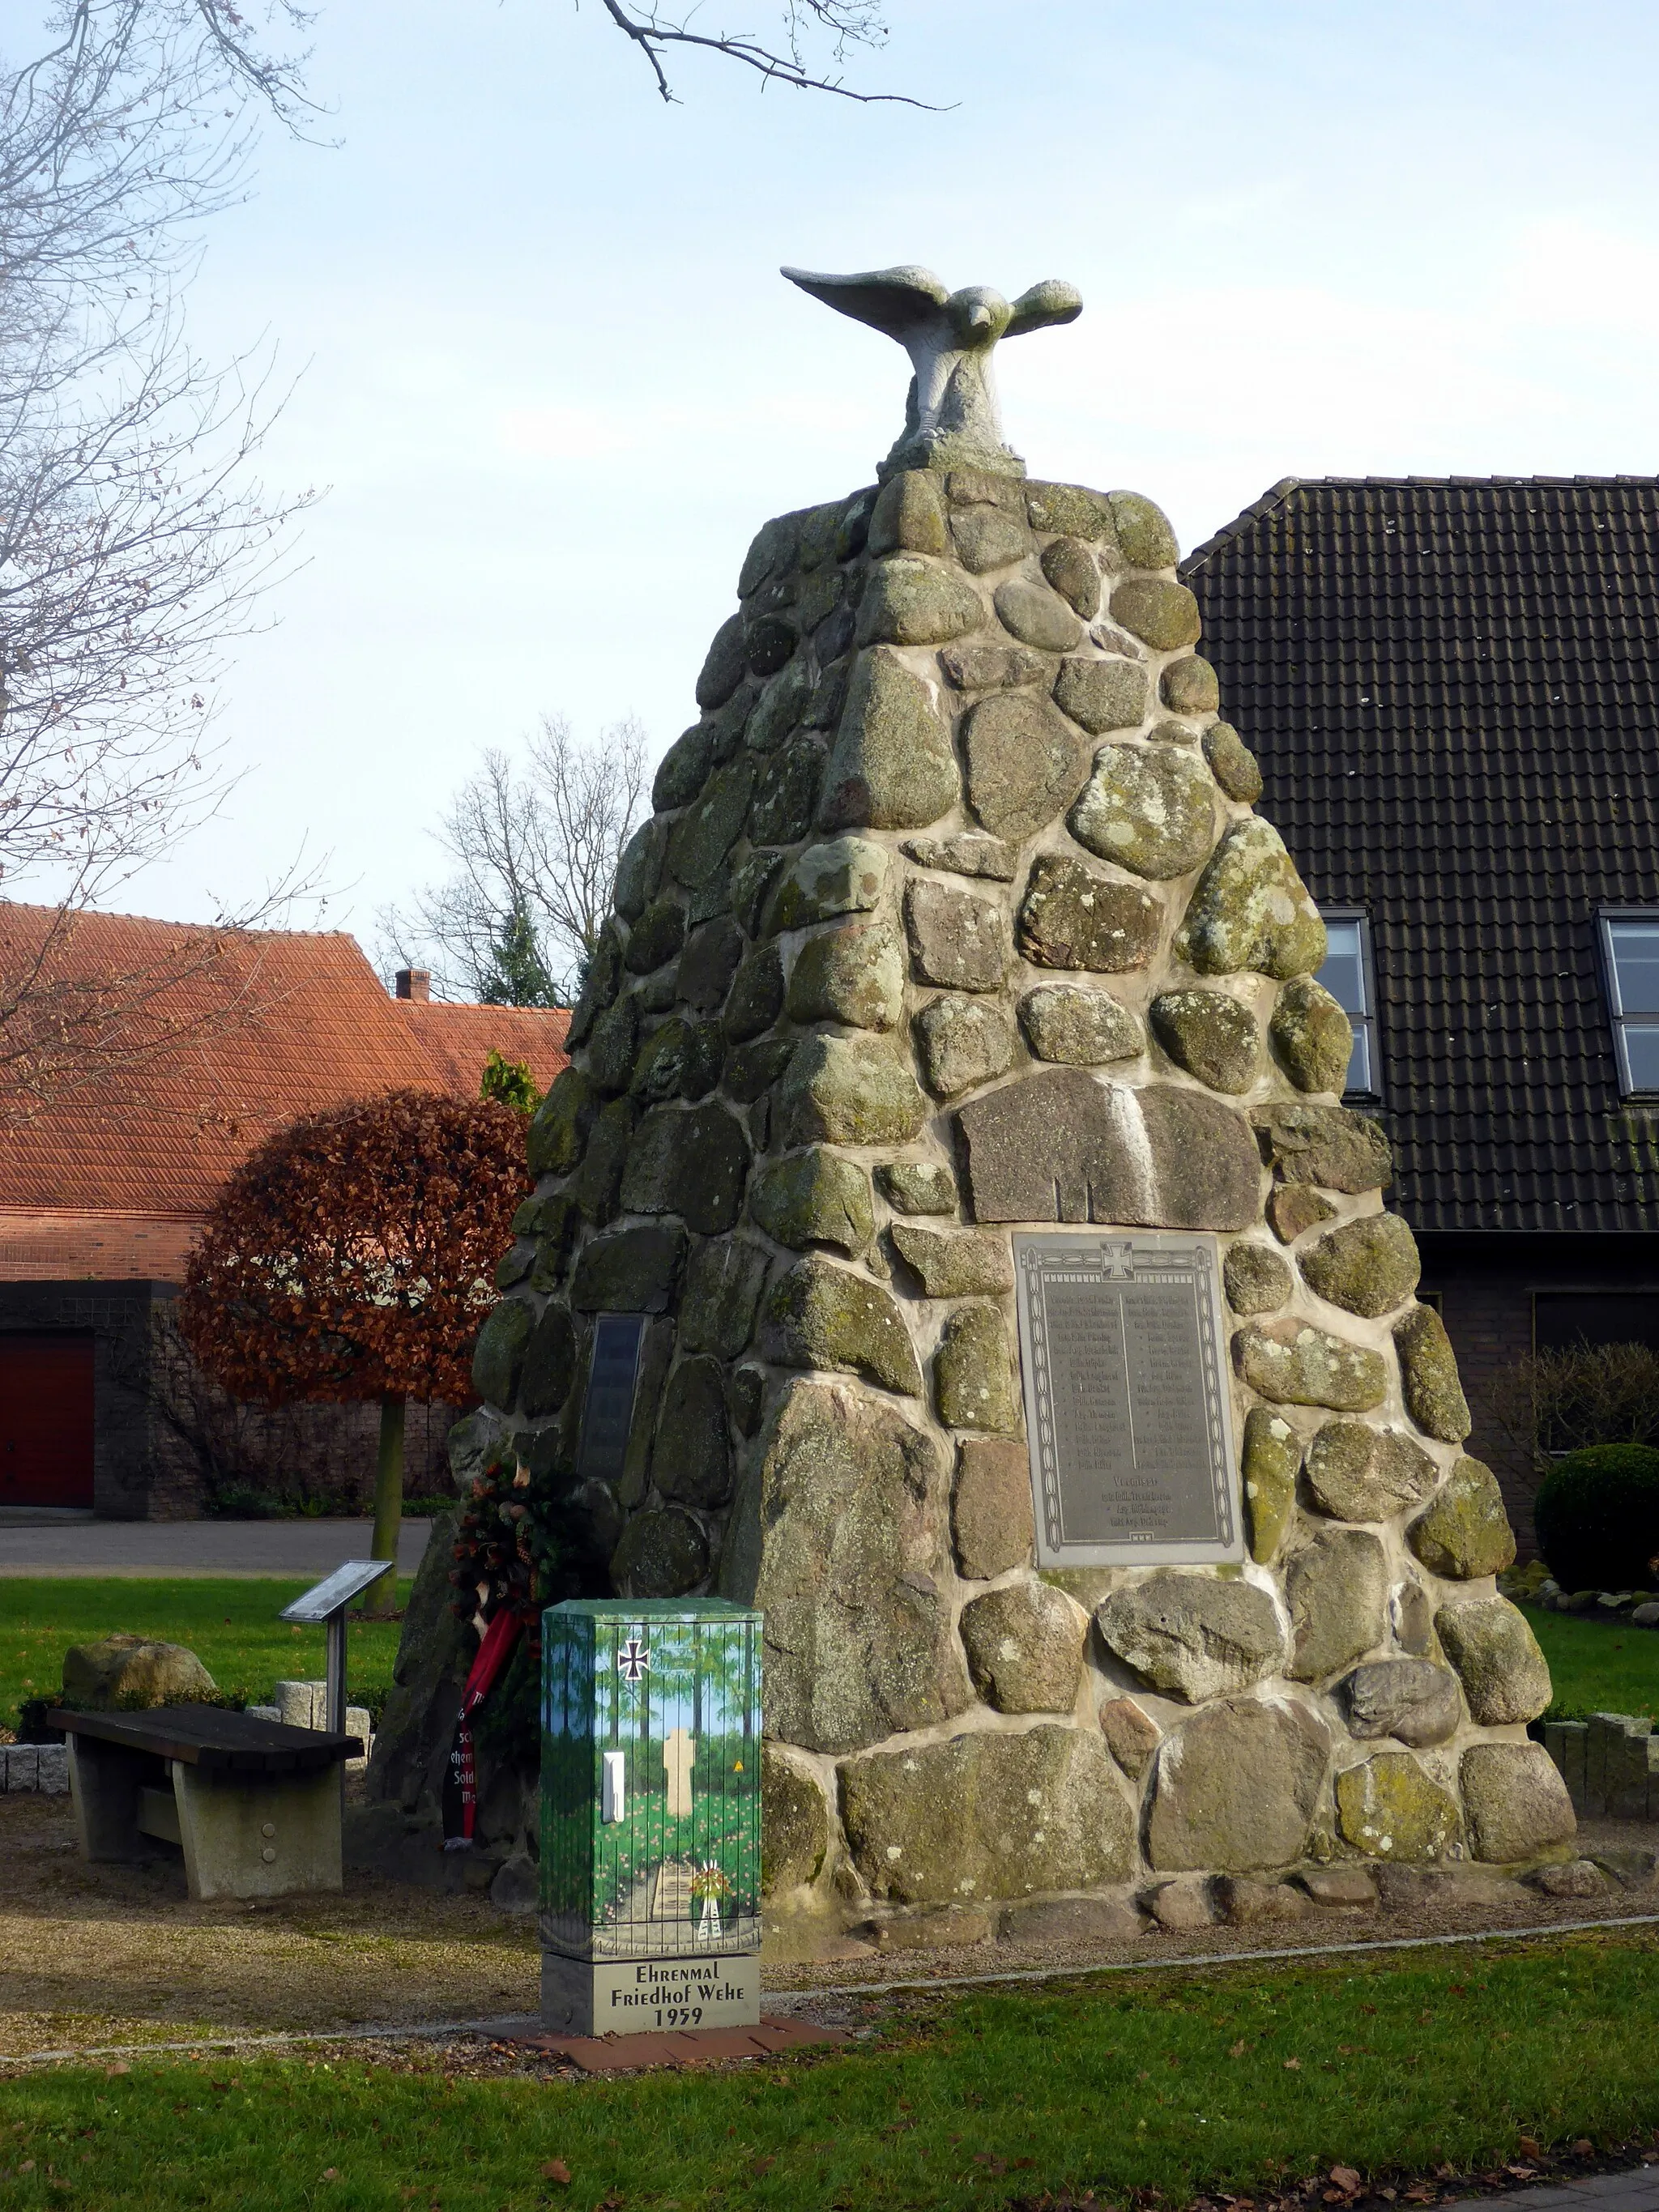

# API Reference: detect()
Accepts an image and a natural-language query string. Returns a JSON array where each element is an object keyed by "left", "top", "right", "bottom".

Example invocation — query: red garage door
[{"left": 0, "top": 1335, "right": 95, "bottom": 1508}]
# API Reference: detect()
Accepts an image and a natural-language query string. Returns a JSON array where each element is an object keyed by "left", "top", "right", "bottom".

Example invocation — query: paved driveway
[{"left": 0, "top": 1515, "right": 436, "bottom": 1577}]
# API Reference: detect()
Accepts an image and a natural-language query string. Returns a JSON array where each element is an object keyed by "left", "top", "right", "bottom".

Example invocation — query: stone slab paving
[
  {"left": 1448, "top": 2166, "right": 1659, "bottom": 2212},
  {"left": 0, "top": 1517, "right": 434, "bottom": 1577}
]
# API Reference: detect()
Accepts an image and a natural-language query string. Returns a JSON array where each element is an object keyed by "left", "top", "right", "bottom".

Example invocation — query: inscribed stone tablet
[
  {"left": 575, "top": 1315, "right": 647, "bottom": 1485},
  {"left": 1013, "top": 1232, "right": 1241, "bottom": 1568}
]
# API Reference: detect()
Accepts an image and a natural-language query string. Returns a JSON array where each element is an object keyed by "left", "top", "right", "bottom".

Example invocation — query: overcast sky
[{"left": 79, "top": 0, "right": 1659, "bottom": 955}]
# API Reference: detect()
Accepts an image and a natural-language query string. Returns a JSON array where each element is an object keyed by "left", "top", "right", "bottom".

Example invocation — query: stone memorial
[{"left": 443, "top": 258, "right": 1574, "bottom": 1942}]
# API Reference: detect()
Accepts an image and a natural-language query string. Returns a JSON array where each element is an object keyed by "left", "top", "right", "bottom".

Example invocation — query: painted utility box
[{"left": 539, "top": 1597, "right": 762, "bottom": 2035}]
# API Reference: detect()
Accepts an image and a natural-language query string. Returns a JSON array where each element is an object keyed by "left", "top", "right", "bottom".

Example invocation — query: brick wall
[{"left": 1417, "top": 1232, "right": 1659, "bottom": 1556}]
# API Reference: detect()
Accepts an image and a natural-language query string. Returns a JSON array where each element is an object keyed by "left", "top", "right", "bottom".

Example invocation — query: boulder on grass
[{"left": 61, "top": 1634, "right": 216, "bottom": 1709}]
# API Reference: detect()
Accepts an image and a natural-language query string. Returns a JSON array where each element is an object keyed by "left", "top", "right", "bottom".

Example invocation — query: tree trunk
[{"left": 366, "top": 1393, "right": 406, "bottom": 1617}]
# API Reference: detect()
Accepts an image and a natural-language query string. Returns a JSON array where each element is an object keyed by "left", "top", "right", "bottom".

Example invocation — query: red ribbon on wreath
[{"left": 441, "top": 1605, "right": 522, "bottom": 1849}]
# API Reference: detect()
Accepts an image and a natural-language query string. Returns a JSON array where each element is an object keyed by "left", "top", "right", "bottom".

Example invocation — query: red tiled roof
[{"left": 0, "top": 903, "right": 567, "bottom": 1280}]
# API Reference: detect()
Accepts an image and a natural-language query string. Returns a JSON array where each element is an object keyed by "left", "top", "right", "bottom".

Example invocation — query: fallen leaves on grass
[
  {"left": 541, "top": 2159, "right": 572, "bottom": 2185},
  {"left": 1328, "top": 2168, "right": 1362, "bottom": 2194}
]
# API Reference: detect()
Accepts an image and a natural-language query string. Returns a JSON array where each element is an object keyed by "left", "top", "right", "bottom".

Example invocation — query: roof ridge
[
  {"left": 1181, "top": 477, "right": 1304, "bottom": 574},
  {"left": 0, "top": 898, "right": 362, "bottom": 948}
]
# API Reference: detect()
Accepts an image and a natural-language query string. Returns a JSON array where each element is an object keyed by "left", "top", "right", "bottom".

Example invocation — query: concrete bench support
[{"left": 58, "top": 1704, "right": 353, "bottom": 1901}]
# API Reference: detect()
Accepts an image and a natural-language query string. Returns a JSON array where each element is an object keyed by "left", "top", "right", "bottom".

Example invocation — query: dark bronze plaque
[
  {"left": 1013, "top": 1232, "right": 1240, "bottom": 1568},
  {"left": 574, "top": 1315, "right": 647, "bottom": 1486}
]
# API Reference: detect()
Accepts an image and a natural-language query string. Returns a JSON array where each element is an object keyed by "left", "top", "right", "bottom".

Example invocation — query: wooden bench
[{"left": 48, "top": 1703, "right": 362, "bottom": 1902}]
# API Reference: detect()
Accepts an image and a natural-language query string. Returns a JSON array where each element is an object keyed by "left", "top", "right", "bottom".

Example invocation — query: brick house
[
  {"left": 0, "top": 906, "right": 568, "bottom": 1518},
  {"left": 1184, "top": 476, "right": 1659, "bottom": 1536}
]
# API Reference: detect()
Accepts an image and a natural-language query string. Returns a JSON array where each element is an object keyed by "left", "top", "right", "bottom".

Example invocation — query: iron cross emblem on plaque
[{"left": 616, "top": 1636, "right": 650, "bottom": 1685}]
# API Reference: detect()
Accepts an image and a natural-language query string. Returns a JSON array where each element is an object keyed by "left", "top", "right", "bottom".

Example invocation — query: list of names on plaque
[
  {"left": 1014, "top": 1233, "right": 1239, "bottom": 1568},
  {"left": 575, "top": 1314, "right": 647, "bottom": 1486}
]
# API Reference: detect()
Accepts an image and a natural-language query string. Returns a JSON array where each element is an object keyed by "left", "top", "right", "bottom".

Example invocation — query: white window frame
[
  {"left": 1597, "top": 909, "right": 1659, "bottom": 1097},
  {"left": 1319, "top": 907, "right": 1381, "bottom": 1102}
]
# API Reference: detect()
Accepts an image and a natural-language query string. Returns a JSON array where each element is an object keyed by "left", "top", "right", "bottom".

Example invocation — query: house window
[
  {"left": 1599, "top": 913, "right": 1659, "bottom": 1095},
  {"left": 1316, "top": 912, "right": 1379, "bottom": 1098},
  {"left": 1534, "top": 1291, "right": 1659, "bottom": 1353}
]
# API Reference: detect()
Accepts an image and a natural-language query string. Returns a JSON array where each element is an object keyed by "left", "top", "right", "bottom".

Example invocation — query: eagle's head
[{"left": 946, "top": 285, "right": 1013, "bottom": 351}]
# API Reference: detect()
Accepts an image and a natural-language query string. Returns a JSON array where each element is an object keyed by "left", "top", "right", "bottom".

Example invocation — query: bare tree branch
[
  {"left": 592, "top": 0, "right": 930, "bottom": 106},
  {"left": 378, "top": 716, "right": 649, "bottom": 1006}
]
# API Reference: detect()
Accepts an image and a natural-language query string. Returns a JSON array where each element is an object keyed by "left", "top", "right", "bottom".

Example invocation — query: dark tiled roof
[{"left": 1182, "top": 476, "right": 1659, "bottom": 1236}]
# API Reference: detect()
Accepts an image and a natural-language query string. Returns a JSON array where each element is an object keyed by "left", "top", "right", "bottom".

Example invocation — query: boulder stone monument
[{"left": 450, "top": 262, "right": 1575, "bottom": 1937}]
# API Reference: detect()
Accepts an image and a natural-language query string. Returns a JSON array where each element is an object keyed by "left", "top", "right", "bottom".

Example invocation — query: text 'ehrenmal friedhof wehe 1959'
[{"left": 1014, "top": 1232, "right": 1241, "bottom": 1569}]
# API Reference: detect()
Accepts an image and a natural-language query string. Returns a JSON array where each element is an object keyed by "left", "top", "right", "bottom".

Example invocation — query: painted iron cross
[{"left": 616, "top": 1636, "right": 650, "bottom": 1685}]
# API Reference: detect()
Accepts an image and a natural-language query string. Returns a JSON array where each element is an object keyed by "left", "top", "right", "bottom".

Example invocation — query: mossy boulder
[
  {"left": 878, "top": 1160, "right": 958, "bottom": 1216},
  {"left": 611, "top": 1507, "right": 709, "bottom": 1598},
  {"left": 1335, "top": 1754, "right": 1462, "bottom": 1862},
  {"left": 519, "top": 1304, "right": 578, "bottom": 1420},
  {"left": 1224, "top": 1242, "right": 1292, "bottom": 1316},
  {"left": 1016, "top": 855, "right": 1162, "bottom": 973},
  {"left": 1145, "top": 1698, "right": 1329, "bottom": 1873},
  {"left": 841, "top": 1725, "right": 1134, "bottom": 1903},
  {"left": 526, "top": 1066, "right": 596, "bottom": 1176},
  {"left": 569, "top": 1224, "right": 686, "bottom": 1314},
  {"left": 666, "top": 757, "right": 754, "bottom": 889},
  {"left": 730, "top": 1381, "right": 970, "bottom": 1754},
  {"left": 1203, "top": 722, "right": 1264, "bottom": 803},
  {"left": 1435, "top": 1598, "right": 1552, "bottom": 1724},
  {"left": 1300, "top": 1213, "right": 1421, "bottom": 1318},
  {"left": 472, "top": 1298, "right": 533, "bottom": 1408},
  {"left": 761, "top": 1254, "right": 922, "bottom": 1396},
  {"left": 779, "top": 1033, "right": 928, "bottom": 1146},
  {"left": 1241, "top": 1404, "right": 1301, "bottom": 1563},
  {"left": 650, "top": 1355, "right": 731, "bottom": 1508},
  {"left": 619, "top": 1103, "right": 750, "bottom": 1235},
  {"left": 1160, "top": 655, "right": 1221, "bottom": 715},
  {"left": 624, "top": 897, "right": 688, "bottom": 976},
  {"left": 679, "top": 1237, "right": 770, "bottom": 1358},
  {"left": 1053, "top": 656, "right": 1148, "bottom": 735},
  {"left": 1254, "top": 1103, "right": 1392, "bottom": 1194},
  {"left": 962, "top": 691, "right": 1088, "bottom": 843},
  {"left": 1018, "top": 984, "right": 1144, "bottom": 1065},
  {"left": 821, "top": 647, "right": 958, "bottom": 833},
  {"left": 915, "top": 995, "right": 1016, "bottom": 1098},
  {"left": 1108, "top": 491, "right": 1179, "bottom": 569},
  {"left": 889, "top": 1223, "right": 1013, "bottom": 1298},
  {"left": 1286, "top": 1528, "right": 1388, "bottom": 1680},
  {"left": 1271, "top": 977, "right": 1354, "bottom": 1093},
  {"left": 1304, "top": 1421, "right": 1438, "bottom": 1522},
  {"left": 1395, "top": 1306, "right": 1471, "bottom": 1442},
  {"left": 1109, "top": 578, "right": 1201, "bottom": 650},
  {"left": 868, "top": 470, "right": 949, "bottom": 557},
  {"left": 786, "top": 918, "right": 905, "bottom": 1031},
  {"left": 1149, "top": 989, "right": 1260, "bottom": 1093},
  {"left": 1409, "top": 1458, "right": 1516, "bottom": 1579},
  {"left": 762, "top": 835, "right": 889, "bottom": 934},
  {"left": 1235, "top": 1320, "right": 1388, "bottom": 1411},
  {"left": 761, "top": 1747, "right": 830, "bottom": 1894},
  {"left": 959, "top": 1581, "right": 1088, "bottom": 1713},
  {"left": 855, "top": 556, "right": 982, "bottom": 647},
  {"left": 1178, "top": 820, "right": 1326, "bottom": 979},
  {"left": 934, "top": 1302, "right": 1021, "bottom": 1434},
  {"left": 1069, "top": 742, "right": 1216, "bottom": 880},
  {"left": 749, "top": 1149, "right": 873, "bottom": 1257},
  {"left": 1339, "top": 1659, "right": 1462, "bottom": 1748},
  {"left": 1095, "top": 1574, "right": 1283, "bottom": 1703},
  {"left": 61, "top": 1634, "right": 215, "bottom": 1710}
]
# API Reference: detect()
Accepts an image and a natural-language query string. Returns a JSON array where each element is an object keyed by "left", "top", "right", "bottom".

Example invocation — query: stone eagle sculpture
[{"left": 782, "top": 262, "right": 1083, "bottom": 481}]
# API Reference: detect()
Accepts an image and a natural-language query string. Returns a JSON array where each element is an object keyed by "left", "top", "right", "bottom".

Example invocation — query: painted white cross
[{"left": 663, "top": 1728, "right": 695, "bottom": 1818}]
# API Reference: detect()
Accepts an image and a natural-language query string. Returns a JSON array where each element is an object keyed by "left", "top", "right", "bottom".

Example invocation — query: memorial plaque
[
  {"left": 574, "top": 1315, "right": 646, "bottom": 1485},
  {"left": 1013, "top": 1231, "right": 1241, "bottom": 1568}
]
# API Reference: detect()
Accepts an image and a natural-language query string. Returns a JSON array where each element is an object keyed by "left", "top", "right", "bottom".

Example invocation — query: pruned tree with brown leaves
[{"left": 177, "top": 1089, "right": 533, "bottom": 1609}]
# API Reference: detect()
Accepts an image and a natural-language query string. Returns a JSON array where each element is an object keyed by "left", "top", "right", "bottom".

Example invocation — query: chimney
[{"left": 394, "top": 967, "right": 431, "bottom": 1003}]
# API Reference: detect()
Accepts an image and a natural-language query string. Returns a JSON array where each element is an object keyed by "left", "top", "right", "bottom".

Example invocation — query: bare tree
[
  {"left": 1488, "top": 1340, "right": 1659, "bottom": 1504},
  {"left": 0, "top": 2, "right": 321, "bottom": 1115},
  {"left": 379, "top": 715, "right": 649, "bottom": 1007}
]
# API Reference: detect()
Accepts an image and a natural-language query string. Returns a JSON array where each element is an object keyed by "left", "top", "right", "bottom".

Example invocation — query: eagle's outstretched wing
[
  {"left": 1005, "top": 279, "right": 1085, "bottom": 339},
  {"left": 780, "top": 264, "right": 953, "bottom": 343}
]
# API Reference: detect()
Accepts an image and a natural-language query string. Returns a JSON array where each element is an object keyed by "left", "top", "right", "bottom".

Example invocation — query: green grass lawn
[
  {"left": 1, "top": 1931, "right": 1657, "bottom": 2210},
  {"left": 1521, "top": 1602, "right": 1659, "bottom": 1722},
  {"left": 0, "top": 1579, "right": 412, "bottom": 1733}
]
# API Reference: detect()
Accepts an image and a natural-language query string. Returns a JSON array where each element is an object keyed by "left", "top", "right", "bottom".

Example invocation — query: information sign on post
[{"left": 539, "top": 1598, "right": 762, "bottom": 2037}]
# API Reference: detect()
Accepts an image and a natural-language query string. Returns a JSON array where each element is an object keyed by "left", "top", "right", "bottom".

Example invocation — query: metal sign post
[{"left": 279, "top": 1560, "right": 394, "bottom": 1765}]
